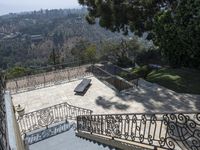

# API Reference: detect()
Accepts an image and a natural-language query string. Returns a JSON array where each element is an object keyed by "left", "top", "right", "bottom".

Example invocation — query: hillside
[{"left": 0, "top": 8, "right": 123, "bottom": 69}]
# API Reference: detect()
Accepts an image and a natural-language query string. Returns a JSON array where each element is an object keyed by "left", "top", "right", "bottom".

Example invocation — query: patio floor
[{"left": 12, "top": 76, "right": 200, "bottom": 114}]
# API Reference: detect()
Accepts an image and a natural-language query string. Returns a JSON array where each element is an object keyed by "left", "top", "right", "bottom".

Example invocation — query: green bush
[
  {"left": 6, "top": 67, "right": 32, "bottom": 79},
  {"left": 119, "top": 71, "right": 139, "bottom": 81},
  {"left": 132, "top": 65, "right": 152, "bottom": 78},
  {"left": 116, "top": 56, "right": 134, "bottom": 68}
]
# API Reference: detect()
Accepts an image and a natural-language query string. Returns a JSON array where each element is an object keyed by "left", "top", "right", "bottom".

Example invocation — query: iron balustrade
[
  {"left": 7, "top": 65, "right": 93, "bottom": 94},
  {"left": 17, "top": 102, "right": 92, "bottom": 134},
  {"left": 6, "top": 63, "right": 136, "bottom": 94},
  {"left": 77, "top": 112, "right": 200, "bottom": 150}
]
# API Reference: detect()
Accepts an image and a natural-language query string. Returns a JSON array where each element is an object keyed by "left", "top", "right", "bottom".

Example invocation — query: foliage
[
  {"left": 79, "top": 0, "right": 200, "bottom": 68},
  {"left": 132, "top": 65, "right": 152, "bottom": 78},
  {"left": 49, "top": 48, "right": 61, "bottom": 65},
  {"left": 100, "top": 38, "right": 145, "bottom": 67},
  {"left": 71, "top": 40, "right": 90, "bottom": 62},
  {"left": 118, "top": 71, "right": 138, "bottom": 81},
  {"left": 49, "top": 32, "right": 65, "bottom": 65},
  {"left": 0, "top": 9, "right": 122, "bottom": 69},
  {"left": 6, "top": 67, "right": 31, "bottom": 79},
  {"left": 136, "top": 48, "right": 163, "bottom": 66},
  {"left": 147, "top": 68, "right": 200, "bottom": 94},
  {"left": 116, "top": 56, "right": 133, "bottom": 68},
  {"left": 84, "top": 45, "right": 97, "bottom": 63},
  {"left": 153, "top": 1, "right": 200, "bottom": 68}
]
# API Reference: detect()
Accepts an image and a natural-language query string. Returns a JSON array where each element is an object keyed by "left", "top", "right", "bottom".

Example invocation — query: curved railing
[
  {"left": 17, "top": 102, "right": 92, "bottom": 134},
  {"left": 77, "top": 112, "right": 200, "bottom": 150}
]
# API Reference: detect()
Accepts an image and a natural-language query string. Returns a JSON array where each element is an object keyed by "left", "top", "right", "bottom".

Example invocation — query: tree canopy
[{"left": 79, "top": 0, "right": 200, "bottom": 68}]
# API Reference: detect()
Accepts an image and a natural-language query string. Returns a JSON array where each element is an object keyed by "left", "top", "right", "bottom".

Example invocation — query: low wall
[{"left": 5, "top": 91, "right": 26, "bottom": 150}]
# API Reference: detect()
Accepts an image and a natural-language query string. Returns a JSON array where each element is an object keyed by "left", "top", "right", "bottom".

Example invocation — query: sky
[{"left": 0, "top": 0, "right": 81, "bottom": 15}]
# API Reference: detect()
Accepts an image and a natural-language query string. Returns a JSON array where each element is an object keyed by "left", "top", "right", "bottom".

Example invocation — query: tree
[
  {"left": 49, "top": 48, "right": 60, "bottom": 65},
  {"left": 50, "top": 32, "right": 64, "bottom": 65},
  {"left": 71, "top": 40, "right": 90, "bottom": 62},
  {"left": 100, "top": 38, "right": 144, "bottom": 67},
  {"left": 79, "top": 0, "right": 200, "bottom": 68},
  {"left": 84, "top": 45, "right": 96, "bottom": 63}
]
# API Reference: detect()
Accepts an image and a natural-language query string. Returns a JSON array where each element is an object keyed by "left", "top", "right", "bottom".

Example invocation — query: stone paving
[{"left": 12, "top": 76, "right": 200, "bottom": 114}]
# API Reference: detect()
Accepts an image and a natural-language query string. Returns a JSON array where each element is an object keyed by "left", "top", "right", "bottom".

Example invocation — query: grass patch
[{"left": 146, "top": 68, "right": 200, "bottom": 94}]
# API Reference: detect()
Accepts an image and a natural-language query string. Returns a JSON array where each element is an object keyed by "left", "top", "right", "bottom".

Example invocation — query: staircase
[
  {"left": 30, "top": 129, "right": 114, "bottom": 150},
  {"left": 16, "top": 103, "right": 200, "bottom": 150},
  {"left": 27, "top": 122, "right": 115, "bottom": 150}
]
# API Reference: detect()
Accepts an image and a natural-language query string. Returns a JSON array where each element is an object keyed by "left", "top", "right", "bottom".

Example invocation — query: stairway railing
[
  {"left": 17, "top": 102, "right": 92, "bottom": 134},
  {"left": 77, "top": 112, "right": 200, "bottom": 150}
]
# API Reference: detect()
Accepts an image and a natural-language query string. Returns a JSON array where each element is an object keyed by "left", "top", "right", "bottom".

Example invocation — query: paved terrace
[{"left": 12, "top": 76, "right": 200, "bottom": 114}]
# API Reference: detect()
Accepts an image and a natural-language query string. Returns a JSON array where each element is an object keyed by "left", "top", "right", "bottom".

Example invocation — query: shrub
[
  {"left": 116, "top": 56, "right": 134, "bottom": 68},
  {"left": 132, "top": 65, "right": 152, "bottom": 78}
]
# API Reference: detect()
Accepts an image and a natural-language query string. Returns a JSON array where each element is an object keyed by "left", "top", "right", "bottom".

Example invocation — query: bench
[{"left": 74, "top": 79, "right": 91, "bottom": 93}]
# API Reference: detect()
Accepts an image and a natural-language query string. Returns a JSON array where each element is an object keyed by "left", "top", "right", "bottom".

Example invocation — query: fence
[
  {"left": 7, "top": 65, "right": 93, "bottom": 94},
  {"left": 17, "top": 102, "right": 92, "bottom": 134},
  {"left": 77, "top": 112, "right": 200, "bottom": 150}
]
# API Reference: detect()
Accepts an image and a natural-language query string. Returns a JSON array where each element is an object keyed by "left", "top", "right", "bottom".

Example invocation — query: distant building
[
  {"left": 31, "top": 35, "right": 43, "bottom": 42},
  {"left": 2, "top": 32, "right": 21, "bottom": 40},
  {"left": 0, "top": 33, "right": 5, "bottom": 39}
]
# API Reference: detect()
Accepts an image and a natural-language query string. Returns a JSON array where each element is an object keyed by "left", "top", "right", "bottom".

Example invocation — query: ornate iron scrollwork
[
  {"left": 17, "top": 102, "right": 92, "bottom": 134},
  {"left": 37, "top": 109, "right": 54, "bottom": 127},
  {"left": 77, "top": 112, "right": 200, "bottom": 150},
  {"left": 164, "top": 113, "right": 200, "bottom": 150}
]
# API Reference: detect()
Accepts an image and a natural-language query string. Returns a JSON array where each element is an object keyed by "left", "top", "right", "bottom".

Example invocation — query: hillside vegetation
[{"left": 0, "top": 9, "right": 123, "bottom": 69}]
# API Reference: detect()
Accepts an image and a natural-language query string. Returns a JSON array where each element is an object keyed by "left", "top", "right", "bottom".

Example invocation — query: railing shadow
[
  {"left": 96, "top": 96, "right": 129, "bottom": 110},
  {"left": 25, "top": 121, "right": 76, "bottom": 145}
]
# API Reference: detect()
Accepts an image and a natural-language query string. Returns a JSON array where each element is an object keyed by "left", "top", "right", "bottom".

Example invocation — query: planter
[{"left": 15, "top": 105, "right": 25, "bottom": 116}]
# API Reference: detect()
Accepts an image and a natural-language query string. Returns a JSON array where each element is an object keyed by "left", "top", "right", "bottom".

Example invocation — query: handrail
[
  {"left": 77, "top": 112, "right": 200, "bottom": 150},
  {"left": 17, "top": 102, "right": 92, "bottom": 134}
]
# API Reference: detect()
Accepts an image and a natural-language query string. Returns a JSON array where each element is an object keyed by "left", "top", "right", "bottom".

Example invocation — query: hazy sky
[{"left": 0, "top": 0, "right": 81, "bottom": 15}]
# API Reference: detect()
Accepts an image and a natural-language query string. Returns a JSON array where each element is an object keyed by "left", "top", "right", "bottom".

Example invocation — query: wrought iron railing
[
  {"left": 18, "top": 102, "right": 92, "bottom": 134},
  {"left": 0, "top": 72, "right": 11, "bottom": 150},
  {"left": 77, "top": 112, "right": 200, "bottom": 150},
  {"left": 7, "top": 65, "right": 92, "bottom": 94}
]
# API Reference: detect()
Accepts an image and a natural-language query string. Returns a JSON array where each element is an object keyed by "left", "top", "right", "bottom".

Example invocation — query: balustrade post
[
  {"left": 43, "top": 73, "right": 46, "bottom": 87},
  {"left": 77, "top": 117, "right": 79, "bottom": 132},
  {"left": 68, "top": 70, "right": 70, "bottom": 81},
  {"left": 90, "top": 116, "right": 92, "bottom": 134},
  {"left": 15, "top": 80, "right": 18, "bottom": 93}
]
